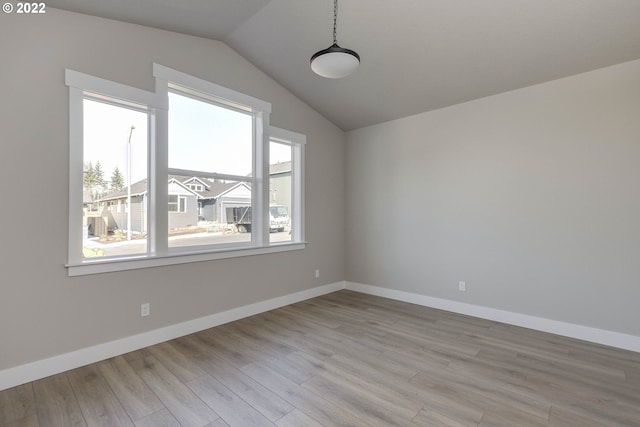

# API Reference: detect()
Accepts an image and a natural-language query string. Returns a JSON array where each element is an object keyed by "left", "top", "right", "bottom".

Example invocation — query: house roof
[
  {"left": 97, "top": 175, "right": 247, "bottom": 202},
  {"left": 180, "top": 176, "right": 242, "bottom": 200},
  {"left": 98, "top": 180, "right": 149, "bottom": 201},
  {"left": 270, "top": 161, "right": 291, "bottom": 176}
]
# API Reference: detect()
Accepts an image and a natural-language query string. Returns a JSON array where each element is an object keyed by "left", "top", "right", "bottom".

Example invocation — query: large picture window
[
  {"left": 66, "top": 65, "right": 305, "bottom": 275},
  {"left": 166, "top": 89, "right": 255, "bottom": 249}
]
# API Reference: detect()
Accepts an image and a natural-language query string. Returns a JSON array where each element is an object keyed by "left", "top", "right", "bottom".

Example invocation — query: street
[{"left": 83, "top": 229, "right": 293, "bottom": 258}]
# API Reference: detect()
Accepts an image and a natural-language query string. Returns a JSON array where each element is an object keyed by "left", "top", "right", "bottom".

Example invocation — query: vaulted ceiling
[{"left": 47, "top": 0, "right": 640, "bottom": 131}]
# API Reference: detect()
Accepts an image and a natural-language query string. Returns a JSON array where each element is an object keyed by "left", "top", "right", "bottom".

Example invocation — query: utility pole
[{"left": 127, "top": 125, "right": 135, "bottom": 241}]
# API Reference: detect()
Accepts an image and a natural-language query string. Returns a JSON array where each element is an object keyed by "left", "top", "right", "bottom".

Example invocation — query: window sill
[{"left": 67, "top": 242, "right": 306, "bottom": 276}]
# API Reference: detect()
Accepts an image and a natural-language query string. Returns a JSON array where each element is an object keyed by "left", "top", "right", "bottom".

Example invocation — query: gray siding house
[
  {"left": 269, "top": 161, "right": 292, "bottom": 214},
  {"left": 95, "top": 175, "right": 252, "bottom": 234},
  {"left": 181, "top": 177, "right": 251, "bottom": 224}
]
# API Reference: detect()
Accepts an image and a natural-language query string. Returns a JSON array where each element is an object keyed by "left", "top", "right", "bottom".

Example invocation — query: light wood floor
[{"left": 2, "top": 290, "right": 640, "bottom": 426}]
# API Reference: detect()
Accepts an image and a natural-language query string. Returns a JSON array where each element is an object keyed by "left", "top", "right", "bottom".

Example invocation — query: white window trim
[
  {"left": 66, "top": 69, "right": 165, "bottom": 268},
  {"left": 268, "top": 126, "right": 306, "bottom": 244},
  {"left": 66, "top": 65, "right": 306, "bottom": 276},
  {"left": 153, "top": 64, "right": 272, "bottom": 114}
]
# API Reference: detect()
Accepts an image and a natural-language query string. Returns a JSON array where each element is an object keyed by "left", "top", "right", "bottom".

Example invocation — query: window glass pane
[
  {"left": 270, "top": 141, "right": 293, "bottom": 243},
  {"left": 168, "top": 176, "right": 252, "bottom": 249},
  {"left": 83, "top": 99, "right": 148, "bottom": 258},
  {"left": 168, "top": 92, "right": 253, "bottom": 176}
]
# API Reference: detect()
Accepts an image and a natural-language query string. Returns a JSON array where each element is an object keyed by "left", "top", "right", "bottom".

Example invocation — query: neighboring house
[
  {"left": 94, "top": 175, "right": 252, "bottom": 234},
  {"left": 269, "top": 161, "right": 292, "bottom": 214},
  {"left": 96, "top": 178, "right": 156, "bottom": 234},
  {"left": 181, "top": 177, "right": 252, "bottom": 224},
  {"left": 82, "top": 189, "right": 95, "bottom": 211}
]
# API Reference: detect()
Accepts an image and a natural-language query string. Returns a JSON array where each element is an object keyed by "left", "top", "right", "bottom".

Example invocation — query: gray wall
[
  {"left": 346, "top": 59, "right": 640, "bottom": 336},
  {"left": 0, "top": 9, "right": 345, "bottom": 371}
]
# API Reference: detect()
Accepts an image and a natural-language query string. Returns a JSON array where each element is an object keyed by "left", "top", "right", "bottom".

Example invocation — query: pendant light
[{"left": 310, "top": 0, "right": 360, "bottom": 78}]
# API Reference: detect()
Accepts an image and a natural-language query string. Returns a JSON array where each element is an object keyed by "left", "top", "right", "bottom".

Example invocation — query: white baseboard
[
  {"left": 4, "top": 280, "right": 637, "bottom": 391},
  {"left": 0, "top": 281, "right": 345, "bottom": 391},
  {"left": 345, "top": 281, "right": 640, "bottom": 353}
]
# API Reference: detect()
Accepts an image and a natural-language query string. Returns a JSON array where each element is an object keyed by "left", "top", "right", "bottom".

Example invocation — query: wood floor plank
[
  {"left": 547, "top": 405, "right": 612, "bottom": 427},
  {"left": 278, "top": 305, "right": 342, "bottom": 330},
  {"left": 33, "top": 373, "right": 86, "bottom": 427},
  {"left": 133, "top": 409, "right": 181, "bottom": 427},
  {"left": 225, "top": 321, "right": 297, "bottom": 359},
  {"left": 260, "top": 310, "right": 335, "bottom": 337},
  {"left": 301, "top": 372, "right": 418, "bottom": 426},
  {"left": 187, "top": 375, "right": 275, "bottom": 427},
  {"left": 517, "top": 347, "right": 627, "bottom": 381},
  {"left": 464, "top": 328, "right": 571, "bottom": 364},
  {"left": 206, "top": 325, "right": 292, "bottom": 367},
  {"left": 285, "top": 325, "right": 388, "bottom": 368},
  {"left": 1, "top": 413, "right": 39, "bottom": 427},
  {"left": 446, "top": 355, "right": 528, "bottom": 388},
  {"left": 197, "top": 329, "right": 256, "bottom": 369},
  {"left": 174, "top": 335, "right": 294, "bottom": 422},
  {"left": 568, "top": 347, "right": 640, "bottom": 382},
  {"left": 241, "top": 362, "right": 365, "bottom": 427},
  {"left": 296, "top": 299, "right": 396, "bottom": 329},
  {"left": 0, "top": 384, "right": 36, "bottom": 426},
  {"left": 146, "top": 341, "right": 208, "bottom": 383},
  {"left": 275, "top": 409, "right": 322, "bottom": 427},
  {"left": 241, "top": 350, "right": 316, "bottom": 385},
  {"left": 66, "top": 366, "right": 134, "bottom": 427},
  {"left": 520, "top": 357, "right": 640, "bottom": 408},
  {"left": 96, "top": 356, "right": 165, "bottom": 422},
  {"left": 319, "top": 352, "right": 429, "bottom": 407},
  {"left": 376, "top": 321, "right": 481, "bottom": 358},
  {"left": 412, "top": 407, "right": 479, "bottom": 427},
  {"left": 233, "top": 315, "right": 336, "bottom": 362},
  {"left": 292, "top": 351, "right": 424, "bottom": 420},
  {"left": 410, "top": 368, "right": 552, "bottom": 421},
  {"left": 127, "top": 355, "right": 218, "bottom": 427},
  {"left": 478, "top": 407, "right": 549, "bottom": 427}
]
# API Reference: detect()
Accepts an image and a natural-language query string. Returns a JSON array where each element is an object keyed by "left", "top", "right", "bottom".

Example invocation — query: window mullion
[
  {"left": 254, "top": 111, "right": 269, "bottom": 246},
  {"left": 150, "top": 91, "right": 169, "bottom": 257}
]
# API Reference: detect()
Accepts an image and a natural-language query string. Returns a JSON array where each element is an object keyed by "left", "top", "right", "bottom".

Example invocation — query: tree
[
  {"left": 93, "top": 161, "right": 106, "bottom": 189},
  {"left": 83, "top": 161, "right": 96, "bottom": 189},
  {"left": 84, "top": 161, "right": 109, "bottom": 200},
  {"left": 110, "top": 166, "right": 125, "bottom": 191}
]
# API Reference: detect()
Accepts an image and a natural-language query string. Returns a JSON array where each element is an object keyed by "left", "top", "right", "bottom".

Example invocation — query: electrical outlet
[
  {"left": 315, "top": 269, "right": 320, "bottom": 278},
  {"left": 458, "top": 281, "right": 466, "bottom": 292},
  {"left": 141, "top": 303, "right": 150, "bottom": 317}
]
